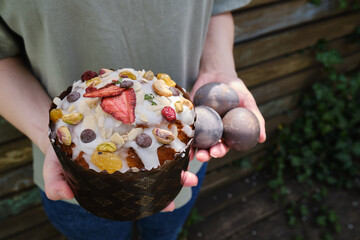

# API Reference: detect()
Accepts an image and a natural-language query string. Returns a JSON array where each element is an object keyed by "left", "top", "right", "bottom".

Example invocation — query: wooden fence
[{"left": 0, "top": 0, "right": 359, "bottom": 238}]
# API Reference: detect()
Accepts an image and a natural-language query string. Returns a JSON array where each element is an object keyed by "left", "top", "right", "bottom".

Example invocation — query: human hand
[
  {"left": 190, "top": 71, "right": 266, "bottom": 162},
  {"left": 162, "top": 170, "right": 198, "bottom": 212},
  {"left": 43, "top": 144, "right": 74, "bottom": 200}
]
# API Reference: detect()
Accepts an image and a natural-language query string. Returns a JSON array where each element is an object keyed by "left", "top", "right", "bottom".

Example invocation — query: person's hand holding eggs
[{"left": 193, "top": 82, "right": 261, "bottom": 153}]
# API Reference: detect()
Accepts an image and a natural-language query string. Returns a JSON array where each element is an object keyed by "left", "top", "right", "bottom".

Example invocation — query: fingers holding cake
[{"left": 43, "top": 146, "right": 74, "bottom": 200}]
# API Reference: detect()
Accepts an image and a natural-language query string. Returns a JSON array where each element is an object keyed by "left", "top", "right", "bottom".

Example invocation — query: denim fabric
[{"left": 41, "top": 162, "right": 207, "bottom": 240}]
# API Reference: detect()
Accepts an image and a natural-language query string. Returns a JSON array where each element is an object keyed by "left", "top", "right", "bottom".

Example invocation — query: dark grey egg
[
  {"left": 222, "top": 107, "right": 260, "bottom": 152},
  {"left": 193, "top": 82, "right": 239, "bottom": 117},
  {"left": 193, "top": 106, "right": 223, "bottom": 149}
]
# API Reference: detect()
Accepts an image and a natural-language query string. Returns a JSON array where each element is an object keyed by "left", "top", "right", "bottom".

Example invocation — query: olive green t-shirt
[{"left": 0, "top": 0, "right": 250, "bottom": 208}]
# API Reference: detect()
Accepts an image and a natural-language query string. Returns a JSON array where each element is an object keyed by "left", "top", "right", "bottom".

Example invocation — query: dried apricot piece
[
  {"left": 91, "top": 151, "right": 122, "bottom": 174},
  {"left": 50, "top": 109, "right": 63, "bottom": 122}
]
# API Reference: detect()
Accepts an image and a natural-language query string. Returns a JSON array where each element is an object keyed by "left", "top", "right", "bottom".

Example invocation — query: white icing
[{"left": 53, "top": 68, "right": 195, "bottom": 172}]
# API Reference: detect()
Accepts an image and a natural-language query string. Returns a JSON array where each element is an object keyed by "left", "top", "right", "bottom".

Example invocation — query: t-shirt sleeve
[
  {"left": 0, "top": 17, "right": 20, "bottom": 59},
  {"left": 212, "top": 0, "right": 251, "bottom": 15}
]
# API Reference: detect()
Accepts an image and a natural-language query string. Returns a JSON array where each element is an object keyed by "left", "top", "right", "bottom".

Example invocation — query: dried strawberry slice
[
  {"left": 100, "top": 89, "right": 136, "bottom": 124},
  {"left": 83, "top": 84, "right": 125, "bottom": 98},
  {"left": 85, "top": 86, "right": 97, "bottom": 93}
]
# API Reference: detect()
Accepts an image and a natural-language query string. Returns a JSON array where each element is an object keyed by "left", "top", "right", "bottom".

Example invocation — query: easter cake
[{"left": 48, "top": 68, "right": 195, "bottom": 220}]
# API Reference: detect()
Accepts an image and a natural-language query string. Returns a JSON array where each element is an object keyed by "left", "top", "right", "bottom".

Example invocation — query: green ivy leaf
[
  {"left": 288, "top": 215, "right": 297, "bottom": 227},
  {"left": 328, "top": 210, "right": 338, "bottom": 223},
  {"left": 339, "top": 0, "right": 348, "bottom": 9},
  {"left": 323, "top": 232, "right": 333, "bottom": 240},
  {"left": 300, "top": 205, "right": 309, "bottom": 216},
  {"left": 309, "top": 0, "right": 322, "bottom": 7},
  {"left": 290, "top": 156, "right": 302, "bottom": 167},
  {"left": 293, "top": 235, "right": 303, "bottom": 240},
  {"left": 316, "top": 215, "right": 327, "bottom": 227},
  {"left": 316, "top": 50, "right": 343, "bottom": 68},
  {"left": 335, "top": 223, "right": 342, "bottom": 233},
  {"left": 352, "top": 142, "right": 360, "bottom": 156}
]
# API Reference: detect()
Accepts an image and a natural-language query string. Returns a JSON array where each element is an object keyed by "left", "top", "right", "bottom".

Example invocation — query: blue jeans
[{"left": 41, "top": 162, "right": 207, "bottom": 240}]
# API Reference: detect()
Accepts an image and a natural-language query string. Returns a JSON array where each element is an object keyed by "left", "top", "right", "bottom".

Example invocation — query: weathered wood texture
[
  {"left": 0, "top": 187, "right": 42, "bottom": 221},
  {"left": 0, "top": 164, "right": 34, "bottom": 198},
  {"left": 189, "top": 176, "right": 360, "bottom": 240},
  {"left": 0, "top": 205, "right": 61, "bottom": 240},
  {"left": 0, "top": 117, "right": 23, "bottom": 145},
  {"left": 188, "top": 174, "right": 304, "bottom": 240},
  {"left": 0, "top": 137, "right": 32, "bottom": 174},
  {"left": 234, "top": 13, "right": 360, "bottom": 68},
  {"left": 0, "top": 0, "right": 359, "bottom": 239},
  {"left": 234, "top": 0, "right": 342, "bottom": 42}
]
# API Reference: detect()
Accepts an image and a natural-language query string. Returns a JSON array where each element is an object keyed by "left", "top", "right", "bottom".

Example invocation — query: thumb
[{"left": 43, "top": 146, "right": 74, "bottom": 200}]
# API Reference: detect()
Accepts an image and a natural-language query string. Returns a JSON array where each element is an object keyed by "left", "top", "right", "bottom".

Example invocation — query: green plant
[
  {"left": 309, "top": 0, "right": 360, "bottom": 10},
  {"left": 179, "top": 208, "right": 204, "bottom": 239},
  {"left": 266, "top": 33, "right": 360, "bottom": 239}
]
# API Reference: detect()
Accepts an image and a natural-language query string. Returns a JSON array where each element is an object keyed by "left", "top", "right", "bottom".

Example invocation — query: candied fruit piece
[
  {"left": 161, "top": 106, "right": 176, "bottom": 122},
  {"left": 81, "top": 70, "right": 98, "bottom": 82},
  {"left": 50, "top": 109, "right": 63, "bottom": 122},
  {"left": 157, "top": 73, "right": 176, "bottom": 87},
  {"left": 91, "top": 151, "right": 122, "bottom": 174}
]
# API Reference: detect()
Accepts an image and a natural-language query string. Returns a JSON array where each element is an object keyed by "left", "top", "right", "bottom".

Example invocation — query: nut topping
[
  {"left": 174, "top": 101, "right": 184, "bottom": 113},
  {"left": 97, "top": 142, "right": 117, "bottom": 152},
  {"left": 153, "top": 80, "right": 173, "bottom": 97},
  {"left": 181, "top": 98, "right": 194, "bottom": 109},
  {"left": 62, "top": 113, "right": 84, "bottom": 125},
  {"left": 99, "top": 68, "right": 113, "bottom": 78},
  {"left": 86, "top": 77, "right": 102, "bottom": 87},
  {"left": 57, "top": 126, "right": 71, "bottom": 146},
  {"left": 119, "top": 70, "right": 137, "bottom": 80},
  {"left": 143, "top": 70, "right": 155, "bottom": 80},
  {"left": 157, "top": 73, "right": 176, "bottom": 87},
  {"left": 152, "top": 128, "right": 175, "bottom": 144}
]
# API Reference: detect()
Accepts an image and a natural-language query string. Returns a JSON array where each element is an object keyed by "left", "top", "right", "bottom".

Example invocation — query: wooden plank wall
[{"left": 0, "top": 0, "right": 359, "bottom": 237}]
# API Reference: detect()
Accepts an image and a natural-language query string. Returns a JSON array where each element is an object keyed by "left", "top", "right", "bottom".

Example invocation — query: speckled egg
[
  {"left": 193, "top": 82, "right": 239, "bottom": 117},
  {"left": 222, "top": 107, "right": 260, "bottom": 152},
  {"left": 193, "top": 106, "right": 223, "bottom": 149}
]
